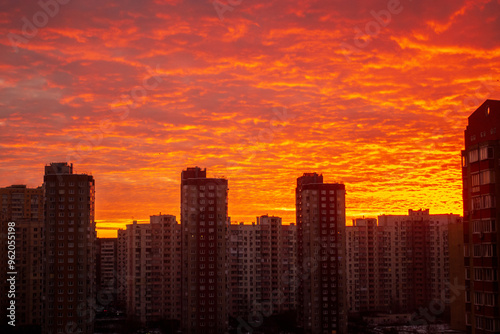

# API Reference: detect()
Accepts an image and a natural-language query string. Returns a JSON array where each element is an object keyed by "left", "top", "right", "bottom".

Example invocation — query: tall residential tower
[
  {"left": 296, "top": 173, "right": 347, "bottom": 334},
  {"left": 43, "top": 162, "right": 96, "bottom": 334},
  {"left": 181, "top": 167, "right": 229, "bottom": 334},
  {"left": 462, "top": 100, "right": 500, "bottom": 333}
]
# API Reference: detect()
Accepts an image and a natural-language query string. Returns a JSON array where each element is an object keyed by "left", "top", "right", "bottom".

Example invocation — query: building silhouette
[
  {"left": 346, "top": 210, "right": 461, "bottom": 315},
  {"left": 296, "top": 173, "right": 347, "bottom": 334},
  {"left": 180, "top": 167, "right": 229, "bottom": 334},
  {"left": 43, "top": 162, "right": 96, "bottom": 334},
  {"left": 96, "top": 238, "right": 118, "bottom": 312},
  {"left": 0, "top": 185, "right": 44, "bottom": 331},
  {"left": 462, "top": 99, "right": 500, "bottom": 333},
  {"left": 117, "top": 215, "right": 181, "bottom": 324},
  {"left": 228, "top": 216, "right": 297, "bottom": 319}
]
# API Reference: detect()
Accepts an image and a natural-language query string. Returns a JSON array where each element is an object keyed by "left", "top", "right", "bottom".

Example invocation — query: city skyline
[
  {"left": 1, "top": 164, "right": 466, "bottom": 238},
  {"left": 2, "top": 0, "right": 500, "bottom": 237}
]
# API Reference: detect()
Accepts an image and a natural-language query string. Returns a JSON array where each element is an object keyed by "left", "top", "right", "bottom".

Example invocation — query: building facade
[
  {"left": 118, "top": 215, "right": 181, "bottom": 324},
  {"left": 462, "top": 99, "right": 500, "bottom": 333},
  {"left": 228, "top": 216, "right": 297, "bottom": 319},
  {"left": 346, "top": 210, "right": 461, "bottom": 316},
  {"left": 0, "top": 185, "right": 44, "bottom": 331},
  {"left": 122, "top": 221, "right": 153, "bottom": 323},
  {"left": 296, "top": 173, "right": 347, "bottom": 334},
  {"left": 116, "top": 228, "right": 127, "bottom": 311},
  {"left": 346, "top": 218, "right": 383, "bottom": 314},
  {"left": 150, "top": 214, "right": 182, "bottom": 322},
  {"left": 181, "top": 167, "right": 229, "bottom": 334},
  {"left": 96, "top": 238, "right": 118, "bottom": 312},
  {"left": 43, "top": 162, "right": 96, "bottom": 334}
]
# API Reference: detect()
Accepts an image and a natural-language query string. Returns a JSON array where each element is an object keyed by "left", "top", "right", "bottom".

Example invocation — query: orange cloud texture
[{"left": 1, "top": 0, "right": 500, "bottom": 237}]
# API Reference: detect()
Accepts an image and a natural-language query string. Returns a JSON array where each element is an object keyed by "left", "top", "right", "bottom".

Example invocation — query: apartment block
[
  {"left": 43, "top": 162, "right": 96, "bottom": 334},
  {"left": 117, "top": 214, "right": 181, "bottom": 324},
  {"left": 123, "top": 221, "right": 151, "bottom": 323},
  {"left": 449, "top": 216, "right": 466, "bottom": 331},
  {"left": 0, "top": 184, "right": 44, "bottom": 220},
  {"left": 296, "top": 173, "right": 347, "bottom": 334},
  {"left": 150, "top": 214, "right": 181, "bottom": 322},
  {"left": 181, "top": 167, "right": 229, "bottom": 334},
  {"left": 0, "top": 185, "right": 44, "bottom": 330},
  {"left": 346, "top": 209, "right": 461, "bottom": 316},
  {"left": 96, "top": 238, "right": 118, "bottom": 311},
  {"left": 116, "top": 228, "right": 127, "bottom": 310},
  {"left": 346, "top": 218, "right": 383, "bottom": 314},
  {"left": 228, "top": 216, "right": 297, "bottom": 319},
  {"left": 462, "top": 99, "right": 500, "bottom": 333}
]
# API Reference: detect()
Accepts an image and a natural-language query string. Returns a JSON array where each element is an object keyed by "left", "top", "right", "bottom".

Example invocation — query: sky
[{"left": 1, "top": 0, "right": 500, "bottom": 237}]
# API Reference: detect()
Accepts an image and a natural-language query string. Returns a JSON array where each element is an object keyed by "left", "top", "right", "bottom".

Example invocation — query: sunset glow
[{"left": 1, "top": 0, "right": 500, "bottom": 237}]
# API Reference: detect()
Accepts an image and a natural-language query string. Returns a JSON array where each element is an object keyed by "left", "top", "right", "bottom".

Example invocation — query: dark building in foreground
[
  {"left": 0, "top": 185, "right": 44, "bottom": 331},
  {"left": 181, "top": 167, "right": 229, "bottom": 334},
  {"left": 43, "top": 162, "right": 96, "bottom": 334},
  {"left": 296, "top": 173, "right": 347, "bottom": 334},
  {"left": 462, "top": 100, "right": 500, "bottom": 333}
]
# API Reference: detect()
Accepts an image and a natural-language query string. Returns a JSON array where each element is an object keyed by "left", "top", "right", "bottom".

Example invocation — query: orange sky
[{"left": 1, "top": 0, "right": 500, "bottom": 237}]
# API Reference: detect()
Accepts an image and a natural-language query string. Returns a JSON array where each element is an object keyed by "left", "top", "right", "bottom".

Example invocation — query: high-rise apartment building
[
  {"left": 122, "top": 221, "right": 151, "bottom": 323},
  {"left": 449, "top": 217, "right": 466, "bottom": 331},
  {"left": 296, "top": 173, "right": 347, "bottom": 334},
  {"left": 462, "top": 99, "right": 500, "bottom": 333},
  {"left": 0, "top": 184, "right": 44, "bottom": 221},
  {"left": 228, "top": 222, "right": 257, "bottom": 318},
  {"left": 119, "top": 216, "right": 181, "bottom": 324},
  {"left": 96, "top": 238, "right": 117, "bottom": 311},
  {"left": 0, "top": 185, "right": 44, "bottom": 331},
  {"left": 346, "top": 210, "right": 461, "bottom": 316},
  {"left": 228, "top": 216, "right": 297, "bottom": 319},
  {"left": 150, "top": 214, "right": 181, "bottom": 322},
  {"left": 43, "top": 162, "right": 96, "bottom": 334},
  {"left": 116, "top": 228, "right": 127, "bottom": 311},
  {"left": 181, "top": 167, "right": 229, "bottom": 334},
  {"left": 346, "top": 218, "right": 383, "bottom": 314}
]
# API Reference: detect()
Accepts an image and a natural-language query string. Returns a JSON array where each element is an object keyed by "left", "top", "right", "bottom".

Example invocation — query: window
[
  {"left": 483, "top": 195, "right": 495, "bottom": 209},
  {"left": 472, "top": 197, "right": 481, "bottom": 210},
  {"left": 474, "top": 268, "right": 482, "bottom": 280},
  {"left": 480, "top": 146, "right": 494, "bottom": 160},
  {"left": 484, "top": 318, "right": 494, "bottom": 331},
  {"left": 475, "top": 292, "right": 483, "bottom": 305},
  {"left": 472, "top": 173, "right": 480, "bottom": 187},
  {"left": 473, "top": 221, "right": 481, "bottom": 233},
  {"left": 480, "top": 170, "right": 495, "bottom": 184},
  {"left": 485, "top": 293, "right": 495, "bottom": 306},
  {"left": 474, "top": 245, "right": 482, "bottom": 257},
  {"left": 482, "top": 244, "right": 494, "bottom": 257},
  {"left": 469, "top": 149, "right": 479, "bottom": 163}
]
